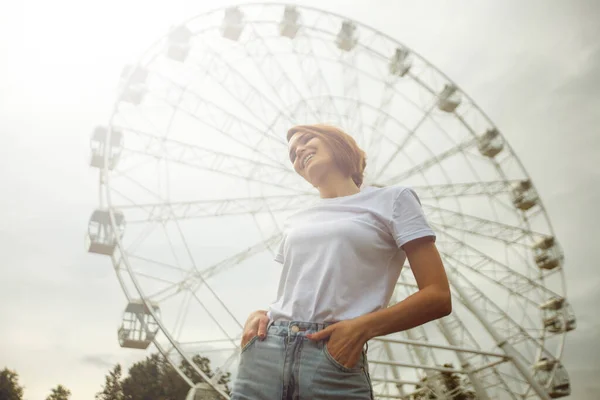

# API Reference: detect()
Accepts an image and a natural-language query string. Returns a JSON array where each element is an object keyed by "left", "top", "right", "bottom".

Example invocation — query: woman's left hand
[{"left": 306, "top": 319, "right": 369, "bottom": 369}]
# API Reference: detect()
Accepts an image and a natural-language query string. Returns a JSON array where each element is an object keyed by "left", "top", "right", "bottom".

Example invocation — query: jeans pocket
[
  {"left": 323, "top": 342, "right": 363, "bottom": 373},
  {"left": 240, "top": 335, "right": 259, "bottom": 354}
]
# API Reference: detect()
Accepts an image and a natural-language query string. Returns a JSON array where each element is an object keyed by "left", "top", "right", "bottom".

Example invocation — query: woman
[{"left": 231, "top": 124, "right": 451, "bottom": 400}]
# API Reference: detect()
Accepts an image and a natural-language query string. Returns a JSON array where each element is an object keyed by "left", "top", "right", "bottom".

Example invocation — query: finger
[
  {"left": 257, "top": 316, "right": 269, "bottom": 339},
  {"left": 306, "top": 326, "right": 333, "bottom": 341}
]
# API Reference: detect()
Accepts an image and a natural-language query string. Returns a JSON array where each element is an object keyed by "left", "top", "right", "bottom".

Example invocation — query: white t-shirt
[{"left": 267, "top": 185, "right": 436, "bottom": 323}]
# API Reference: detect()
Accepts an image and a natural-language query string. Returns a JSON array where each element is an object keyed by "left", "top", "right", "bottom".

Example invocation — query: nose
[{"left": 296, "top": 145, "right": 308, "bottom": 163}]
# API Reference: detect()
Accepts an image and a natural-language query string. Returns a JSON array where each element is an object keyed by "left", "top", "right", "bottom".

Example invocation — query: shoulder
[{"left": 366, "top": 185, "right": 415, "bottom": 203}]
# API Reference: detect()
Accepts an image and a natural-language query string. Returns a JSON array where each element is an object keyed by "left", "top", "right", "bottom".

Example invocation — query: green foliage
[
  {"left": 95, "top": 364, "right": 124, "bottom": 400},
  {"left": 0, "top": 368, "right": 24, "bottom": 400},
  {"left": 96, "top": 353, "right": 230, "bottom": 400},
  {"left": 45, "top": 384, "right": 71, "bottom": 400}
]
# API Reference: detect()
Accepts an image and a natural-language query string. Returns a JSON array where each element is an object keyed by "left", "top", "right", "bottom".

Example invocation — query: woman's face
[{"left": 288, "top": 131, "right": 336, "bottom": 184}]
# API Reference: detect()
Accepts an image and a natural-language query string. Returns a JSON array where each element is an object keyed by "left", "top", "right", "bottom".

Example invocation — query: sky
[{"left": 1, "top": 0, "right": 599, "bottom": 399}]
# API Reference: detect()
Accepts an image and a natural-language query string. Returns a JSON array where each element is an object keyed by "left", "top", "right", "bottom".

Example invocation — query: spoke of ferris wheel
[
  {"left": 370, "top": 359, "right": 465, "bottom": 374},
  {"left": 439, "top": 229, "right": 560, "bottom": 302},
  {"left": 120, "top": 194, "right": 315, "bottom": 223},
  {"left": 370, "top": 377, "right": 423, "bottom": 387},
  {"left": 242, "top": 24, "right": 322, "bottom": 121},
  {"left": 434, "top": 228, "right": 548, "bottom": 305},
  {"left": 292, "top": 33, "right": 345, "bottom": 122},
  {"left": 420, "top": 258, "right": 518, "bottom": 398},
  {"left": 446, "top": 270, "right": 553, "bottom": 400},
  {"left": 373, "top": 101, "right": 439, "bottom": 182},
  {"left": 115, "top": 141, "right": 305, "bottom": 195},
  {"left": 138, "top": 232, "right": 282, "bottom": 304},
  {"left": 290, "top": 34, "right": 420, "bottom": 139},
  {"left": 114, "top": 126, "right": 289, "bottom": 178},
  {"left": 445, "top": 264, "right": 548, "bottom": 360},
  {"left": 196, "top": 233, "right": 283, "bottom": 282},
  {"left": 169, "top": 238, "right": 245, "bottom": 345},
  {"left": 341, "top": 49, "right": 364, "bottom": 139},
  {"left": 440, "top": 250, "right": 543, "bottom": 333},
  {"left": 412, "top": 181, "right": 517, "bottom": 199},
  {"left": 159, "top": 200, "right": 245, "bottom": 337},
  {"left": 111, "top": 249, "right": 222, "bottom": 395},
  {"left": 436, "top": 304, "right": 533, "bottom": 399},
  {"left": 193, "top": 34, "right": 298, "bottom": 126},
  {"left": 423, "top": 204, "right": 545, "bottom": 245},
  {"left": 126, "top": 72, "right": 289, "bottom": 168},
  {"left": 373, "top": 337, "right": 506, "bottom": 359},
  {"left": 151, "top": 56, "right": 290, "bottom": 151},
  {"left": 365, "top": 76, "right": 397, "bottom": 158},
  {"left": 388, "top": 285, "right": 447, "bottom": 398},
  {"left": 379, "top": 134, "right": 477, "bottom": 186},
  {"left": 172, "top": 289, "right": 193, "bottom": 340},
  {"left": 297, "top": 94, "right": 412, "bottom": 141},
  {"left": 296, "top": 27, "right": 425, "bottom": 112},
  {"left": 437, "top": 314, "right": 516, "bottom": 399},
  {"left": 396, "top": 273, "right": 509, "bottom": 395}
]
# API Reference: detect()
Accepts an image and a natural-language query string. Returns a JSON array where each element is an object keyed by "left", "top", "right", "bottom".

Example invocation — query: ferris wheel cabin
[
  {"left": 533, "top": 357, "right": 572, "bottom": 398},
  {"left": 221, "top": 7, "right": 244, "bottom": 41},
  {"left": 119, "top": 65, "right": 148, "bottom": 105},
  {"left": 389, "top": 47, "right": 412, "bottom": 76},
  {"left": 280, "top": 6, "right": 300, "bottom": 39},
  {"left": 118, "top": 299, "right": 160, "bottom": 350},
  {"left": 511, "top": 180, "right": 539, "bottom": 211},
  {"left": 90, "top": 126, "right": 123, "bottom": 170},
  {"left": 532, "top": 236, "right": 563, "bottom": 270},
  {"left": 477, "top": 128, "right": 504, "bottom": 158},
  {"left": 336, "top": 21, "right": 358, "bottom": 52},
  {"left": 540, "top": 296, "right": 576, "bottom": 334},
  {"left": 86, "top": 209, "right": 125, "bottom": 256},
  {"left": 166, "top": 25, "right": 193, "bottom": 62},
  {"left": 437, "top": 84, "right": 461, "bottom": 112}
]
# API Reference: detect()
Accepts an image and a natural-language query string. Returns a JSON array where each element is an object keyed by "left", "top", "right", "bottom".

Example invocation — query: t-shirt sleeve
[
  {"left": 274, "top": 234, "right": 285, "bottom": 264},
  {"left": 391, "top": 188, "right": 436, "bottom": 248}
]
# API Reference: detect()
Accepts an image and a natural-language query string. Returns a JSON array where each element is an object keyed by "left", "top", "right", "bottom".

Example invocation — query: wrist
[{"left": 352, "top": 313, "right": 377, "bottom": 342}]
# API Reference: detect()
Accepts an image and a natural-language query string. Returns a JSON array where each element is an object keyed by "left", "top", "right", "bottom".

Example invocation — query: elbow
[{"left": 437, "top": 289, "right": 452, "bottom": 318}]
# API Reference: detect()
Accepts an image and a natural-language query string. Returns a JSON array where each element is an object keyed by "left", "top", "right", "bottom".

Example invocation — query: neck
[{"left": 316, "top": 172, "right": 360, "bottom": 199}]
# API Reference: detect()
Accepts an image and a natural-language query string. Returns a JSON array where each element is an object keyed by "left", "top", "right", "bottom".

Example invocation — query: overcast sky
[{"left": 1, "top": 0, "right": 599, "bottom": 399}]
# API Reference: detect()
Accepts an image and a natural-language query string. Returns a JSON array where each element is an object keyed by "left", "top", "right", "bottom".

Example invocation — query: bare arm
[{"left": 356, "top": 237, "right": 452, "bottom": 340}]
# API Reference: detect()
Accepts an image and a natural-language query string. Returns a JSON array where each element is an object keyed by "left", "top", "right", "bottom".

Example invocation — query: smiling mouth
[{"left": 302, "top": 153, "right": 315, "bottom": 169}]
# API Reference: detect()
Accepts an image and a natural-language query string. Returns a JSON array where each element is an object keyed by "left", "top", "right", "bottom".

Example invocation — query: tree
[
  {"left": 412, "top": 363, "right": 475, "bottom": 400},
  {"left": 121, "top": 354, "right": 170, "bottom": 400},
  {"left": 0, "top": 368, "right": 24, "bottom": 400},
  {"left": 45, "top": 384, "right": 71, "bottom": 400},
  {"left": 105, "top": 352, "right": 230, "bottom": 400},
  {"left": 180, "top": 355, "right": 231, "bottom": 394},
  {"left": 95, "top": 364, "right": 124, "bottom": 400}
]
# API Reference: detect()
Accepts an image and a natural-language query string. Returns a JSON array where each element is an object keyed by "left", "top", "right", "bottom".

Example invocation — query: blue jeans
[{"left": 231, "top": 320, "right": 373, "bottom": 400}]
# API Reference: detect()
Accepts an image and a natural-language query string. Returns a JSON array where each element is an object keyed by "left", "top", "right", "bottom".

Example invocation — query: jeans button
[{"left": 290, "top": 325, "right": 300, "bottom": 333}]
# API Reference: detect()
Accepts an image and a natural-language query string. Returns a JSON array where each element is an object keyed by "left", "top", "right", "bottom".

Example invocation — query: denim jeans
[{"left": 231, "top": 320, "right": 373, "bottom": 400}]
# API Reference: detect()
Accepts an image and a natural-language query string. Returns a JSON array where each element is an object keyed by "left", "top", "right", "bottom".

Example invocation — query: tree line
[
  {"left": 2, "top": 357, "right": 475, "bottom": 399},
  {"left": 0, "top": 368, "right": 71, "bottom": 400},
  {"left": 0, "top": 353, "right": 230, "bottom": 400}
]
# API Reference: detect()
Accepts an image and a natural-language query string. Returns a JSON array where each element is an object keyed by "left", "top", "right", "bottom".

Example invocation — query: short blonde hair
[{"left": 287, "top": 124, "right": 367, "bottom": 187}]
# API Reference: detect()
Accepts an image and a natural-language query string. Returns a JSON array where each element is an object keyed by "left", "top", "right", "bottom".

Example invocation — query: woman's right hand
[{"left": 241, "top": 310, "right": 270, "bottom": 348}]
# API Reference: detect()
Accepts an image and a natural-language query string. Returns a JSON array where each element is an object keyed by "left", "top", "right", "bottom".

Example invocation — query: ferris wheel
[{"left": 86, "top": 3, "right": 575, "bottom": 399}]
